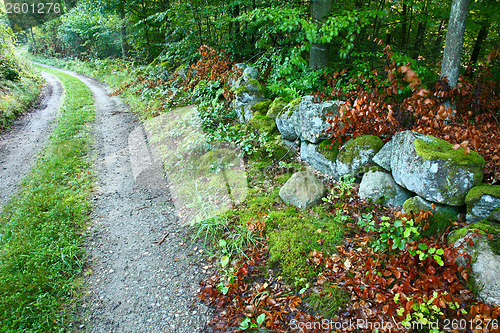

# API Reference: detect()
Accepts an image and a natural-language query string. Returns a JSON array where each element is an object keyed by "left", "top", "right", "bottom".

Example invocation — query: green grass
[
  {"left": 0, "top": 69, "right": 42, "bottom": 130},
  {"left": 0, "top": 66, "right": 94, "bottom": 332}
]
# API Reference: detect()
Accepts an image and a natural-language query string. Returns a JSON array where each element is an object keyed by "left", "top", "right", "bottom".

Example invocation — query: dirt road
[
  {"left": 0, "top": 71, "right": 62, "bottom": 210},
  {"left": 9, "top": 64, "right": 213, "bottom": 332}
]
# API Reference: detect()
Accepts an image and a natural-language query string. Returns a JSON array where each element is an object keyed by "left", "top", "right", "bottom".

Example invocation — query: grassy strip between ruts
[{"left": 0, "top": 66, "right": 94, "bottom": 332}]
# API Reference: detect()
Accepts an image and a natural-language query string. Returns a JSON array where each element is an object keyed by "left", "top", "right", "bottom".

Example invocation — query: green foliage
[
  {"left": 358, "top": 214, "right": 421, "bottom": 252},
  {"left": 409, "top": 243, "right": 445, "bottom": 266},
  {"left": 0, "top": 25, "right": 42, "bottom": 129},
  {"left": 394, "top": 291, "right": 462, "bottom": 332},
  {"left": 0, "top": 67, "right": 94, "bottom": 332}
]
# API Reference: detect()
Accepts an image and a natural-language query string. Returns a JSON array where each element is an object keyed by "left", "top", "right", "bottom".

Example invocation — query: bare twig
[{"left": 156, "top": 232, "right": 170, "bottom": 245}]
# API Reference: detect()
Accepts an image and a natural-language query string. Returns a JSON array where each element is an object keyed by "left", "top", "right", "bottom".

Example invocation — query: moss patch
[
  {"left": 268, "top": 210, "right": 346, "bottom": 288},
  {"left": 278, "top": 97, "right": 301, "bottom": 117},
  {"left": 267, "top": 97, "right": 286, "bottom": 119},
  {"left": 414, "top": 138, "right": 485, "bottom": 166},
  {"left": 448, "top": 221, "right": 500, "bottom": 255},
  {"left": 233, "top": 78, "right": 266, "bottom": 97},
  {"left": 251, "top": 100, "right": 271, "bottom": 116},
  {"left": 465, "top": 185, "right": 500, "bottom": 205},
  {"left": 248, "top": 115, "right": 277, "bottom": 137},
  {"left": 337, "top": 135, "right": 384, "bottom": 165},
  {"left": 318, "top": 139, "right": 340, "bottom": 161}
]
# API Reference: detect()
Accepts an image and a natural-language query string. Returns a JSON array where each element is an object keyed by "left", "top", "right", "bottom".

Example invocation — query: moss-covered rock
[
  {"left": 448, "top": 221, "right": 500, "bottom": 307},
  {"left": 336, "top": 135, "right": 384, "bottom": 177},
  {"left": 266, "top": 97, "right": 286, "bottom": 119},
  {"left": 465, "top": 185, "right": 500, "bottom": 223},
  {"left": 390, "top": 131, "right": 485, "bottom": 206},
  {"left": 248, "top": 115, "right": 278, "bottom": 137},
  {"left": 403, "top": 196, "right": 461, "bottom": 236},
  {"left": 276, "top": 98, "right": 301, "bottom": 141},
  {"left": 318, "top": 139, "right": 340, "bottom": 162},
  {"left": 250, "top": 100, "right": 271, "bottom": 116},
  {"left": 300, "top": 141, "right": 338, "bottom": 177}
]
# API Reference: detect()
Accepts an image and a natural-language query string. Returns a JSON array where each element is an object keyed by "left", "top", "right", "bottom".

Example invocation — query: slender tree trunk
[
  {"left": 440, "top": 0, "right": 470, "bottom": 88},
  {"left": 469, "top": 22, "right": 489, "bottom": 65},
  {"left": 433, "top": 20, "right": 445, "bottom": 54},
  {"left": 120, "top": 10, "right": 129, "bottom": 59},
  {"left": 309, "top": 0, "right": 333, "bottom": 69},
  {"left": 413, "top": 22, "right": 426, "bottom": 54},
  {"left": 401, "top": 2, "right": 407, "bottom": 48}
]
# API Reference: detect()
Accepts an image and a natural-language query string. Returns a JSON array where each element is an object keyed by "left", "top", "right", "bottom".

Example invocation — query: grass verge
[
  {"left": 0, "top": 64, "right": 42, "bottom": 130},
  {"left": 0, "top": 66, "right": 94, "bottom": 332}
]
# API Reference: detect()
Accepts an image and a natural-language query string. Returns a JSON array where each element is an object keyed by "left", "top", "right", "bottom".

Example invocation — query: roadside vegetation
[
  {"left": 0, "top": 26, "right": 42, "bottom": 130},
  {"left": 0, "top": 67, "right": 94, "bottom": 332},
  {"left": 10, "top": 0, "right": 500, "bottom": 331}
]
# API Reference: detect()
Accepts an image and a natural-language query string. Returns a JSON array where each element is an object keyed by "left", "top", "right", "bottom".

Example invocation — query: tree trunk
[
  {"left": 469, "top": 22, "right": 489, "bottom": 65},
  {"left": 401, "top": 2, "right": 407, "bottom": 48},
  {"left": 440, "top": 0, "right": 470, "bottom": 88},
  {"left": 120, "top": 10, "right": 129, "bottom": 59},
  {"left": 433, "top": 20, "right": 445, "bottom": 55},
  {"left": 309, "top": 0, "right": 333, "bottom": 69}
]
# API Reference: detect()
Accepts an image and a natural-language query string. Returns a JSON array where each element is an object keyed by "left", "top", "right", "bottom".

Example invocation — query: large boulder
[
  {"left": 279, "top": 170, "right": 326, "bottom": 210},
  {"left": 336, "top": 135, "right": 384, "bottom": 177},
  {"left": 359, "top": 170, "right": 413, "bottom": 208},
  {"left": 275, "top": 98, "right": 301, "bottom": 141},
  {"left": 300, "top": 141, "right": 338, "bottom": 177},
  {"left": 449, "top": 223, "right": 500, "bottom": 307},
  {"left": 372, "top": 140, "right": 393, "bottom": 171},
  {"left": 299, "top": 96, "right": 342, "bottom": 144},
  {"left": 389, "top": 131, "right": 484, "bottom": 206},
  {"left": 466, "top": 185, "right": 500, "bottom": 223}
]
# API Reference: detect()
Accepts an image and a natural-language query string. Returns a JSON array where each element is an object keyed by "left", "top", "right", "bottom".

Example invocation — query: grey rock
[
  {"left": 299, "top": 96, "right": 342, "bottom": 144},
  {"left": 300, "top": 141, "right": 338, "bottom": 177},
  {"left": 452, "top": 234, "right": 500, "bottom": 307},
  {"left": 372, "top": 140, "right": 393, "bottom": 171},
  {"left": 243, "top": 67, "right": 258, "bottom": 80},
  {"left": 279, "top": 170, "right": 326, "bottom": 210},
  {"left": 276, "top": 101, "right": 301, "bottom": 141},
  {"left": 336, "top": 135, "right": 384, "bottom": 177},
  {"left": 359, "top": 170, "right": 413, "bottom": 207},
  {"left": 466, "top": 185, "right": 500, "bottom": 223},
  {"left": 390, "top": 131, "right": 484, "bottom": 206}
]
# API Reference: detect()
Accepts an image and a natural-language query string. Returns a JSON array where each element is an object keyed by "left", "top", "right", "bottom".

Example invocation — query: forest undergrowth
[{"left": 30, "top": 41, "right": 500, "bottom": 332}]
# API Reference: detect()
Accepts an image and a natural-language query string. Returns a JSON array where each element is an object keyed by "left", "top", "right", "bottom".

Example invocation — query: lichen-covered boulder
[
  {"left": 390, "top": 131, "right": 485, "bottom": 206},
  {"left": 275, "top": 98, "right": 301, "bottom": 141},
  {"left": 299, "top": 96, "right": 342, "bottom": 144},
  {"left": 449, "top": 222, "right": 500, "bottom": 307},
  {"left": 232, "top": 70, "right": 266, "bottom": 123},
  {"left": 372, "top": 140, "right": 393, "bottom": 171},
  {"left": 279, "top": 170, "right": 326, "bottom": 210},
  {"left": 359, "top": 170, "right": 413, "bottom": 207},
  {"left": 336, "top": 135, "right": 384, "bottom": 177},
  {"left": 466, "top": 185, "right": 500, "bottom": 223},
  {"left": 300, "top": 141, "right": 338, "bottom": 177},
  {"left": 403, "top": 196, "right": 461, "bottom": 235}
]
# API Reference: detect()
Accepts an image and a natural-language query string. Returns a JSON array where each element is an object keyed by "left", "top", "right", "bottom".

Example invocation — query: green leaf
[
  {"left": 418, "top": 243, "right": 428, "bottom": 250},
  {"left": 257, "top": 313, "right": 266, "bottom": 325},
  {"left": 220, "top": 255, "right": 230, "bottom": 267},
  {"left": 434, "top": 255, "right": 444, "bottom": 266},
  {"left": 239, "top": 318, "right": 251, "bottom": 330}
]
